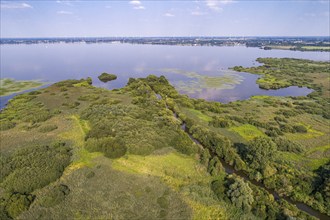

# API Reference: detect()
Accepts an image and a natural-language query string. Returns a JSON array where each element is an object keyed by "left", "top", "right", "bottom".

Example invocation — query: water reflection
[{"left": 0, "top": 43, "right": 327, "bottom": 103}]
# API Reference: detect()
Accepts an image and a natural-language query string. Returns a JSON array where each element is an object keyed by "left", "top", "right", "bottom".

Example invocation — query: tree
[
  {"left": 227, "top": 176, "right": 254, "bottom": 212},
  {"left": 246, "top": 136, "right": 277, "bottom": 170}
]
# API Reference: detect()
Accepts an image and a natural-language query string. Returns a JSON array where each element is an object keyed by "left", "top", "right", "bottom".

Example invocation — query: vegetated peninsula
[
  {"left": 0, "top": 58, "right": 329, "bottom": 220},
  {"left": 0, "top": 78, "right": 45, "bottom": 96},
  {"left": 98, "top": 72, "right": 117, "bottom": 82}
]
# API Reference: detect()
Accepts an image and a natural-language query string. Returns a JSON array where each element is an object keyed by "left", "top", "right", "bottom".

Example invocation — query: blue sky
[{"left": 1, "top": 0, "right": 329, "bottom": 37}]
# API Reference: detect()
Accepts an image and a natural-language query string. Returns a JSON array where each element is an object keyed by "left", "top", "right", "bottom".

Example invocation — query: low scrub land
[{"left": 0, "top": 58, "right": 329, "bottom": 219}]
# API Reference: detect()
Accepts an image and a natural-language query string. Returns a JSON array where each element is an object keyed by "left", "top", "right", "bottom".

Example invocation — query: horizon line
[{"left": 1, "top": 36, "right": 330, "bottom": 39}]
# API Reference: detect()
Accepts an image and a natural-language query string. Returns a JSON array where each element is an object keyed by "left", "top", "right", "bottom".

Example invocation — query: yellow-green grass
[
  {"left": 229, "top": 124, "right": 266, "bottom": 141},
  {"left": 112, "top": 152, "right": 228, "bottom": 219},
  {"left": 250, "top": 95, "right": 270, "bottom": 100},
  {"left": 306, "top": 144, "right": 330, "bottom": 155},
  {"left": 186, "top": 108, "right": 212, "bottom": 122},
  {"left": 60, "top": 115, "right": 101, "bottom": 175},
  {"left": 301, "top": 46, "right": 330, "bottom": 51},
  {"left": 257, "top": 75, "right": 291, "bottom": 87},
  {"left": 0, "top": 78, "right": 45, "bottom": 96},
  {"left": 279, "top": 151, "right": 330, "bottom": 171},
  {"left": 112, "top": 152, "right": 209, "bottom": 189},
  {"left": 267, "top": 45, "right": 295, "bottom": 50}
]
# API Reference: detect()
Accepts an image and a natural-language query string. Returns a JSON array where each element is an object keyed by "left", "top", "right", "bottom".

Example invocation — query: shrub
[
  {"left": 292, "top": 125, "right": 307, "bottom": 133},
  {"left": 211, "top": 179, "right": 226, "bottom": 200},
  {"left": 246, "top": 137, "right": 277, "bottom": 170},
  {"left": 0, "top": 120, "right": 15, "bottom": 131},
  {"left": 273, "top": 137, "right": 304, "bottom": 153},
  {"left": 85, "top": 137, "right": 127, "bottom": 158},
  {"left": 209, "top": 116, "right": 231, "bottom": 128},
  {"left": 5, "top": 193, "right": 34, "bottom": 218},
  {"left": 39, "top": 184, "right": 70, "bottom": 207},
  {"left": 226, "top": 176, "right": 254, "bottom": 213},
  {"left": 1, "top": 143, "right": 71, "bottom": 194}
]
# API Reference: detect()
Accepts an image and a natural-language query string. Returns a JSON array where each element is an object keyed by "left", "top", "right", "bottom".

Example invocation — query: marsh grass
[{"left": 0, "top": 78, "right": 45, "bottom": 96}]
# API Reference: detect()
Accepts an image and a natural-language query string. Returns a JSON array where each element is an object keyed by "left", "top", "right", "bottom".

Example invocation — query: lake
[{"left": 1, "top": 43, "right": 328, "bottom": 105}]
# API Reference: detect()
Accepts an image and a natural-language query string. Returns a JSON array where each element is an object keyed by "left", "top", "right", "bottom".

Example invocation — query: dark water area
[{"left": 1, "top": 43, "right": 328, "bottom": 107}]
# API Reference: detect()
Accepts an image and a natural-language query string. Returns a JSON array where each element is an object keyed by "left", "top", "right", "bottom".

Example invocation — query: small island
[{"left": 98, "top": 73, "right": 117, "bottom": 82}]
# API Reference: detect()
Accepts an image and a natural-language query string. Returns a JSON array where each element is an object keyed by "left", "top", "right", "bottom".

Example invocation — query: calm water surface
[{"left": 1, "top": 43, "right": 328, "bottom": 105}]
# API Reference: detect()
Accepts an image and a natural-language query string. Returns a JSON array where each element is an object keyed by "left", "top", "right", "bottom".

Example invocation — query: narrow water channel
[{"left": 157, "top": 94, "right": 329, "bottom": 220}]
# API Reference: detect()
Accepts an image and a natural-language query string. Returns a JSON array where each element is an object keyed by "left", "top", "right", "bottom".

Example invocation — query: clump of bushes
[
  {"left": 1, "top": 142, "right": 71, "bottom": 194},
  {"left": 292, "top": 124, "right": 307, "bottom": 133},
  {"left": 273, "top": 137, "right": 304, "bottom": 153},
  {"left": 98, "top": 73, "right": 117, "bottom": 82},
  {"left": 85, "top": 137, "right": 127, "bottom": 158},
  {"left": 226, "top": 176, "right": 254, "bottom": 213},
  {"left": 0, "top": 142, "right": 71, "bottom": 218},
  {"left": 209, "top": 116, "right": 232, "bottom": 128},
  {"left": 0, "top": 120, "right": 15, "bottom": 131},
  {"left": 39, "top": 184, "right": 70, "bottom": 207}
]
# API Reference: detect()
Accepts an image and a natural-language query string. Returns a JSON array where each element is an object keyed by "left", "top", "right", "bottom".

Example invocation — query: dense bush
[
  {"left": 245, "top": 137, "right": 277, "bottom": 170},
  {"left": 0, "top": 120, "right": 15, "bottom": 131},
  {"left": 0, "top": 142, "right": 71, "bottom": 194},
  {"left": 0, "top": 142, "right": 71, "bottom": 218},
  {"left": 207, "top": 157, "right": 224, "bottom": 176},
  {"left": 188, "top": 124, "right": 246, "bottom": 170},
  {"left": 209, "top": 116, "right": 231, "bottom": 128},
  {"left": 39, "top": 184, "right": 70, "bottom": 207},
  {"left": 211, "top": 178, "right": 227, "bottom": 201},
  {"left": 4, "top": 193, "right": 34, "bottom": 218},
  {"left": 292, "top": 125, "right": 307, "bottom": 133},
  {"left": 273, "top": 137, "right": 304, "bottom": 153},
  {"left": 0, "top": 94, "right": 52, "bottom": 123},
  {"left": 226, "top": 176, "right": 254, "bottom": 213},
  {"left": 85, "top": 137, "right": 127, "bottom": 158}
]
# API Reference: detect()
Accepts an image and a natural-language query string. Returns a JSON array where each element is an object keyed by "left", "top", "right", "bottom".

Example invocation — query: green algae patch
[
  {"left": 0, "top": 78, "right": 45, "bottom": 96},
  {"left": 159, "top": 68, "right": 243, "bottom": 94}
]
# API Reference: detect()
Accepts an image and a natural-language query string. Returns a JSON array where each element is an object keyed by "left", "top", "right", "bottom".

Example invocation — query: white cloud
[
  {"left": 205, "top": 0, "right": 235, "bottom": 11},
  {"left": 56, "top": 1, "right": 74, "bottom": 6},
  {"left": 129, "top": 1, "right": 145, "bottom": 9},
  {"left": 129, "top": 1, "right": 142, "bottom": 6},
  {"left": 57, "top": 10, "right": 73, "bottom": 15},
  {"left": 1, "top": 2, "right": 33, "bottom": 9},
  {"left": 164, "top": 13, "right": 175, "bottom": 17}
]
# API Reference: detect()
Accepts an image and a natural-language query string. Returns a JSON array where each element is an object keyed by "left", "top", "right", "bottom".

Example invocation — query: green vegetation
[
  {"left": 0, "top": 58, "right": 329, "bottom": 219},
  {"left": 98, "top": 72, "right": 117, "bottom": 82},
  {"left": 263, "top": 45, "right": 330, "bottom": 52},
  {"left": 0, "top": 78, "right": 45, "bottom": 96}
]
